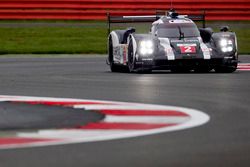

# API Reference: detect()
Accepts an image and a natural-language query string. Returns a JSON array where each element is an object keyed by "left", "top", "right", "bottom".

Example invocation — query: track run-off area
[{"left": 0, "top": 55, "right": 249, "bottom": 167}]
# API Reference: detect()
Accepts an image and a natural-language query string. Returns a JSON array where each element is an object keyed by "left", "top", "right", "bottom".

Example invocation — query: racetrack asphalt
[
  {"left": 0, "top": 54, "right": 249, "bottom": 167},
  {"left": 0, "top": 101, "right": 103, "bottom": 130}
]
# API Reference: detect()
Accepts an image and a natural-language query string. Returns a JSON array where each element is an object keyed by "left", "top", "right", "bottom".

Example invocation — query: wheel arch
[
  {"left": 109, "top": 31, "right": 120, "bottom": 48},
  {"left": 128, "top": 34, "right": 137, "bottom": 58}
]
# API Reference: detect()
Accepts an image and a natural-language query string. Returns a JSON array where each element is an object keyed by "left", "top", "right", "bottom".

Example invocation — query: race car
[{"left": 107, "top": 10, "right": 238, "bottom": 73}]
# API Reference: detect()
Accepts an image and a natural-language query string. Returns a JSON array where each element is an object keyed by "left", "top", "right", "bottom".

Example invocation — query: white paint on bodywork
[
  {"left": 198, "top": 37, "right": 211, "bottom": 59},
  {"left": 110, "top": 31, "right": 119, "bottom": 47},
  {"left": 169, "top": 20, "right": 193, "bottom": 24},
  {"left": 152, "top": 19, "right": 163, "bottom": 25},
  {"left": 130, "top": 35, "right": 138, "bottom": 61},
  {"left": 110, "top": 31, "right": 123, "bottom": 63},
  {"left": 159, "top": 38, "right": 175, "bottom": 60},
  {"left": 234, "top": 34, "right": 238, "bottom": 52}
]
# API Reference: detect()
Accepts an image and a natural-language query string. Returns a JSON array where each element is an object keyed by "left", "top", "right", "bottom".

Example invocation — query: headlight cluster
[
  {"left": 219, "top": 39, "right": 233, "bottom": 52},
  {"left": 139, "top": 40, "right": 154, "bottom": 55}
]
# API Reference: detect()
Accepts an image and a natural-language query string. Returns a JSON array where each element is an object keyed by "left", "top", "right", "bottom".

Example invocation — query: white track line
[
  {"left": 0, "top": 95, "right": 210, "bottom": 149},
  {"left": 104, "top": 115, "right": 190, "bottom": 124}
]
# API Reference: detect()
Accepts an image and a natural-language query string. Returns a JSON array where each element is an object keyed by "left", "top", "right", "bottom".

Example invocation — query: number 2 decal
[
  {"left": 184, "top": 46, "right": 192, "bottom": 52},
  {"left": 180, "top": 46, "right": 196, "bottom": 53}
]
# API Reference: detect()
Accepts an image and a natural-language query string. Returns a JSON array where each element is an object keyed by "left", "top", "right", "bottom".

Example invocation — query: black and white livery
[{"left": 107, "top": 10, "right": 238, "bottom": 73}]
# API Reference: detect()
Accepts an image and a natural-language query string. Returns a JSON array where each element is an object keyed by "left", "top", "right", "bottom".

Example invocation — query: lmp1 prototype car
[{"left": 107, "top": 10, "right": 238, "bottom": 73}]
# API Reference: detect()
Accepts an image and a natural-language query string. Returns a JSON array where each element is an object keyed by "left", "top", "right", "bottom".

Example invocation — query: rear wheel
[{"left": 109, "top": 37, "right": 120, "bottom": 72}]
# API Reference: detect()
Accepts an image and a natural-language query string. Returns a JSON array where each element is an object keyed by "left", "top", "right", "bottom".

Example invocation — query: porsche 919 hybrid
[{"left": 107, "top": 10, "right": 238, "bottom": 73}]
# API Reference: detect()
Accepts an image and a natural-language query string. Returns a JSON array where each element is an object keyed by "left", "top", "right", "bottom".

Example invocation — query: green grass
[
  {"left": 0, "top": 26, "right": 107, "bottom": 54},
  {"left": 0, "top": 21, "right": 249, "bottom": 54},
  {"left": 234, "top": 28, "right": 250, "bottom": 54}
]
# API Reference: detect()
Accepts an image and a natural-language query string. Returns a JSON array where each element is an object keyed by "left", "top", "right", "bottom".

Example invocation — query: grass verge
[
  {"left": 0, "top": 21, "right": 249, "bottom": 54},
  {"left": 0, "top": 26, "right": 107, "bottom": 54}
]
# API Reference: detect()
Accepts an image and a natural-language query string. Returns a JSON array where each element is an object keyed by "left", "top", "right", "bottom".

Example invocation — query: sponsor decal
[
  {"left": 122, "top": 44, "right": 128, "bottom": 65},
  {"left": 113, "top": 46, "right": 121, "bottom": 62},
  {"left": 113, "top": 45, "right": 128, "bottom": 64},
  {"left": 171, "top": 39, "right": 199, "bottom": 43}
]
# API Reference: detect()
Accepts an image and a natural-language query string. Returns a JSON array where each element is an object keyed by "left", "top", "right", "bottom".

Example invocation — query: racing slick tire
[
  {"left": 108, "top": 36, "right": 120, "bottom": 72},
  {"left": 170, "top": 68, "right": 191, "bottom": 73},
  {"left": 128, "top": 38, "right": 152, "bottom": 74},
  {"left": 108, "top": 37, "right": 128, "bottom": 72},
  {"left": 214, "top": 66, "right": 237, "bottom": 73},
  {"left": 138, "top": 69, "right": 152, "bottom": 74},
  {"left": 194, "top": 66, "right": 212, "bottom": 73},
  {"left": 128, "top": 38, "right": 136, "bottom": 73}
]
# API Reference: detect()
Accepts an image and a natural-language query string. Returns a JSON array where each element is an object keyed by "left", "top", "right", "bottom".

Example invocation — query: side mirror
[{"left": 220, "top": 26, "right": 230, "bottom": 32}]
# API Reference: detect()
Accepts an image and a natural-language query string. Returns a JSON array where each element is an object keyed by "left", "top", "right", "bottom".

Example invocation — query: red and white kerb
[
  {"left": 237, "top": 63, "right": 250, "bottom": 71},
  {"left": 0, "top": 95, "right": 210, "bottom": 149}
]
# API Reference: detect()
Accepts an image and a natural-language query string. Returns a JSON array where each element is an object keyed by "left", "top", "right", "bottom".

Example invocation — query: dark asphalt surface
[
  {"left": 0, "top": 55, "right": 249, "bottom": 167},
  {"left": 0, "top": 102, "right": 103, "bottom": 130}
]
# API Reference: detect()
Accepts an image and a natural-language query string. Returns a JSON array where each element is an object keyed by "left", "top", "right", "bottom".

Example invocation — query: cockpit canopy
[{"left": 153, "top": 21, "right": 200, "bottom": 38}]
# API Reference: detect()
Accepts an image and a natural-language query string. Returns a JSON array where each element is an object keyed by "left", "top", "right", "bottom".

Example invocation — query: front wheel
[
  {"left": 127, "top": 38, "right": 153, "bottom": 74},
  {"left": 128, "top": 38, "right": 135, "bottom": 73},
  {"left": 170, "top": 67, "right": 191, "bottom": 73},
  {"left": 194, "top": 66, "right": 212, "bottom": 73}
]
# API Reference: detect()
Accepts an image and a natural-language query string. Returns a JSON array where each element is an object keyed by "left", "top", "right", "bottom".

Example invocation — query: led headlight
[
  {"left": 227, "top": 46, "right": 233, "bottom": 52},
  {"left": 219, "top": 39, "right": 228, "bottom": 47},
  {"left": 221, "top": 47, "right": 228, "bottom": 52},
  {"left": 219, "top": 39, "right": 234, "bottom": 53},
  {"left": 139, "top": 40, "right": 154, "bottom": 55}
]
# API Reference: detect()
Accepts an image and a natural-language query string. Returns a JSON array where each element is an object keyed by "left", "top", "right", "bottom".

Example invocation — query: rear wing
[
  {"left": 107, "top": 14, "right": 159, "bottom": 34},
  {"left": 107, "top": 11, "right": 206, "bottom": 34}
]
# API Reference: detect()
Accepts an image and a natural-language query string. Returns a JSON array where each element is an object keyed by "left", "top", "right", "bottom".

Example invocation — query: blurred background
[{"left": 0, "top": 0, "right": 249, "bottom": 55}]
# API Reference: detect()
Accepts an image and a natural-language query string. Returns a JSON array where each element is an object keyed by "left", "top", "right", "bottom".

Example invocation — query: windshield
[{"left": 156, "top": 23, "right": 200, "bottom": 38}]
